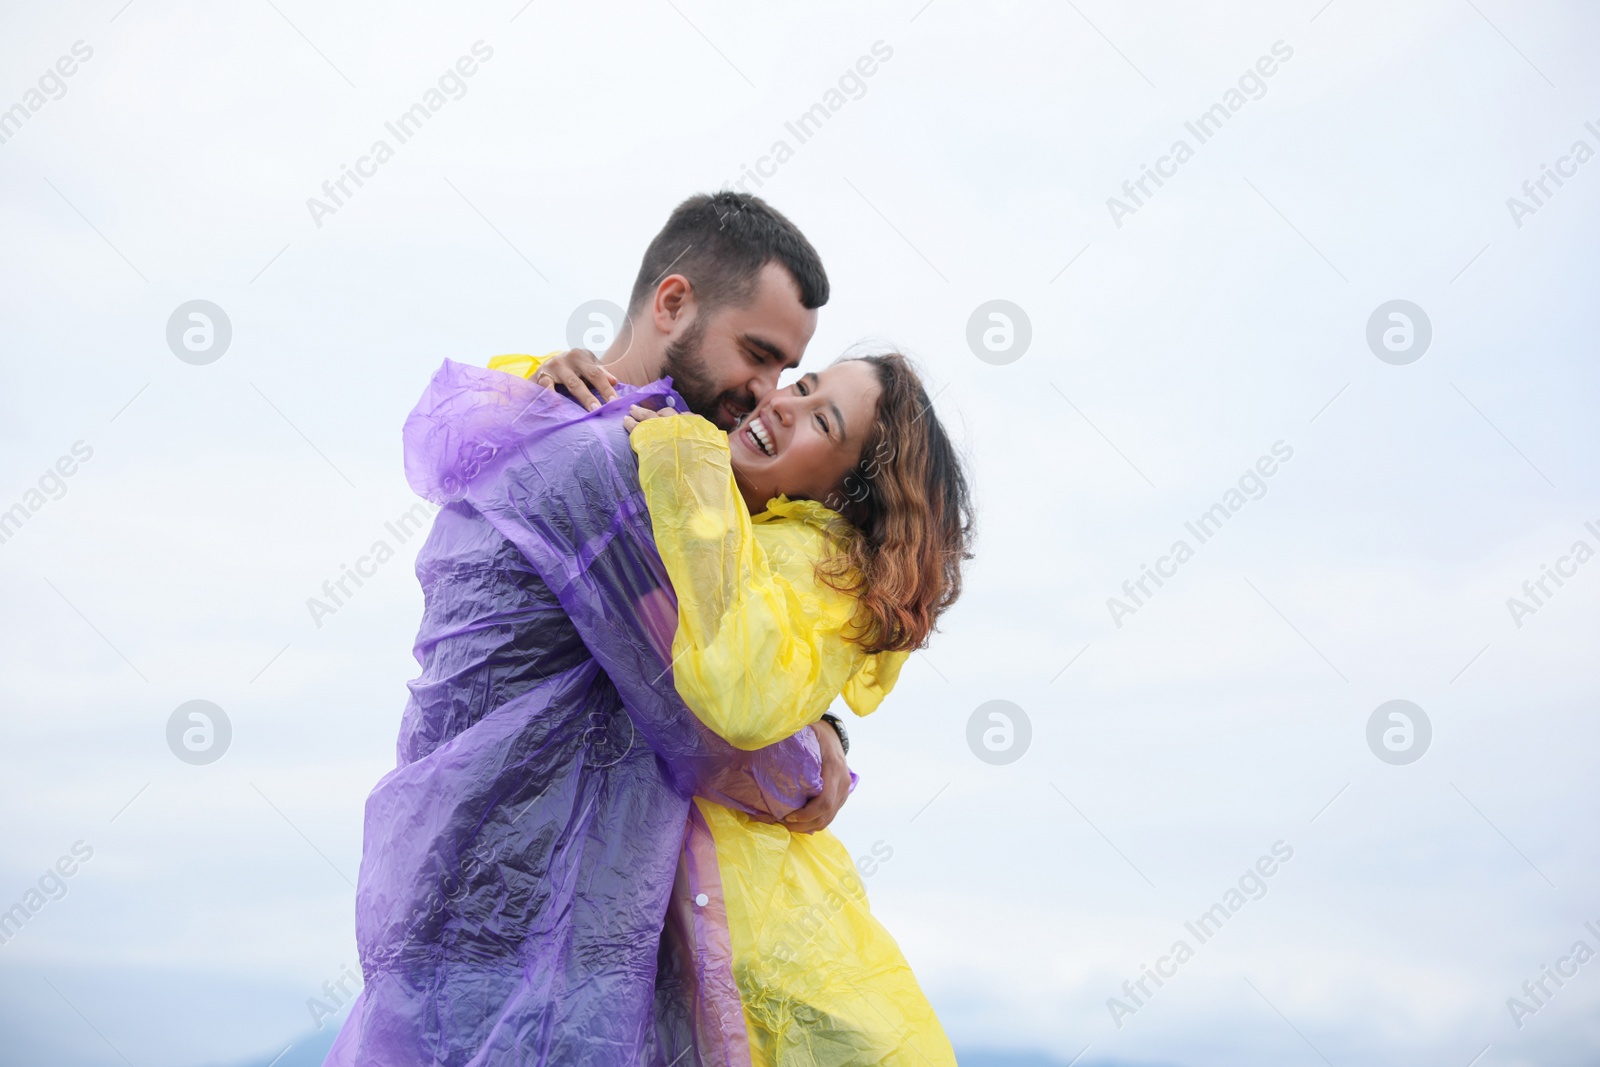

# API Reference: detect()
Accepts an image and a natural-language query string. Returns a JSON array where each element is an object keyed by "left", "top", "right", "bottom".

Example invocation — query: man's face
[{"left": 662, "top": 262, "right": 818, "bottom": 430}]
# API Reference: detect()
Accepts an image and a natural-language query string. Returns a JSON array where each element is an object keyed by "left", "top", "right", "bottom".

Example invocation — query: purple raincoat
[{"left": 325, "top": 360, "right": 823, "bottom": 1066}]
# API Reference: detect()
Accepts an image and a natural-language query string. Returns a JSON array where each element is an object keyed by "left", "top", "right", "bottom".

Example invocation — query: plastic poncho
[
  {"left": 326, "top": 359, "right": 825, "bottom": 1067},
  {"left": 628, "top": 412, "right": 956, "bottom": 1067}
]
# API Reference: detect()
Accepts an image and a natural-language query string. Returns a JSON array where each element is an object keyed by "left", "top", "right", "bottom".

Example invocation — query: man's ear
[{"left": 651, "top": 274, "right": 695, "bottom": 333}]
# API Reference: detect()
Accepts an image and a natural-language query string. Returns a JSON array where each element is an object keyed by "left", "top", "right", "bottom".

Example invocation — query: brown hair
[
  {"left": 628, "top": 192, "right": 829, "bottom": 314},
  {"left": 817, "top": 352, "right": 975, "bottom": 654}
]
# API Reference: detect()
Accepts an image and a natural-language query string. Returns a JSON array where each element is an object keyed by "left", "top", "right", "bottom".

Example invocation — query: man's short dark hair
[{"left": 627, "top": 192, "right": 829, "bottom": 315}]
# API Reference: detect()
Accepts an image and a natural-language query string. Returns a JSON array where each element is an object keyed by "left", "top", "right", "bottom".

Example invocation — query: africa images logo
[
  {"left": 1107, "top": 40, "right": 1294, "bottom": 228},
  {"left": 305, "top": 41, "right": 495, "bottom": 228}
]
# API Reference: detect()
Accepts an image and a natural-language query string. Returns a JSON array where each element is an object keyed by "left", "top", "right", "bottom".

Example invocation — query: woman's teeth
[{"left": 746, "top": 415, "right": 776, "bottom": 457}]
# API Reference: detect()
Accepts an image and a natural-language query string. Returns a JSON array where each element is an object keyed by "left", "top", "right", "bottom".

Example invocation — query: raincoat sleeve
[{"left": 630, "top": 413, "right": 891, "bottom": 751}]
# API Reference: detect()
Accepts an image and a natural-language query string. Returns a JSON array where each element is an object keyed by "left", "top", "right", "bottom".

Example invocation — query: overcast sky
[{"left": 2, "top": 1, "right": 1598, "bottom": 1065}]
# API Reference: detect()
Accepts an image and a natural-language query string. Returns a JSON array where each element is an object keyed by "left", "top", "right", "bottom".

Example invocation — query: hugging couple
[{"left": 326, "top": 192, "right": 974, "bottom": 1067}]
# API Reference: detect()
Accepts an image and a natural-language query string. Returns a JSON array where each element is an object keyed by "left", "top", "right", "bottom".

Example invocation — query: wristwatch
[{"left": 818, "top": 713, "right": 849, "bottom": 756}]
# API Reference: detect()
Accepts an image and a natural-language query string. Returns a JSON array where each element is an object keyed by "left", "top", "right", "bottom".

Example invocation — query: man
[
  {"left": 329, "top": 192, "right": 850, "bottom": 1067},
  {"left": 532, "top": 193, "right": 818, "bottom": 423}
]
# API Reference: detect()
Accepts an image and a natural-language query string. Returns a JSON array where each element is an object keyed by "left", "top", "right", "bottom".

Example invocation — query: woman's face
[{"left": 728, "top": 359, "right": 882, "bottom": 513}]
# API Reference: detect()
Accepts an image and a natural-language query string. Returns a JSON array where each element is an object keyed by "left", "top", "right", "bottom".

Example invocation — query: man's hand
[
  {"left": 533, "top": 348, "right": 620, "bottom": 412},
  {"left": 782, "top": 720, "right": 851, "bottom": 834}
]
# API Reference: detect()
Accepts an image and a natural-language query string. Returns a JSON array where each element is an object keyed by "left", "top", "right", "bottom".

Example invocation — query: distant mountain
[
  {"left": 955, "top": 1052, "right": 1187, "bottom": 1067},
  {"left": 224, "top": 1032, "right": 1186, "bottom": 1067},
  {"left": 219, "top": 1026, "right": 337, "bottom": 1067}
]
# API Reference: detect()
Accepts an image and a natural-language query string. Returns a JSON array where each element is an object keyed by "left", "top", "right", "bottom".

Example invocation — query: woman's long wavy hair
[{"left": 816, "top": 352, "right": 975, "bottom": 654}]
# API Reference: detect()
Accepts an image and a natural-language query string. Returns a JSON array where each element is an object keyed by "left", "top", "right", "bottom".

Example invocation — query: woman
[{"left": 550, "top": 349, "right": 973, "bottom": 1065}]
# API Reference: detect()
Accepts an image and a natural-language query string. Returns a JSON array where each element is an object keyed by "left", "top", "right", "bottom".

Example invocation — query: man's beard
[{"left": 662, "top": 319, "right": 753, "bottom": 430}]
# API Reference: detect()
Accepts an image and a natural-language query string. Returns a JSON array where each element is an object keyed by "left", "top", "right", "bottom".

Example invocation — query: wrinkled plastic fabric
[
  {"left": 670, "top": 800, "right": 957, "bottom": 1067},
  {"left": 325, "top": 359, "right": 824, "bottom": 1067},
  {"left": 629, "top": 414, "right": 906, "bottom": 750},
  {"left": 629, "top": 413, "right": 956, "bottom": 1067}
]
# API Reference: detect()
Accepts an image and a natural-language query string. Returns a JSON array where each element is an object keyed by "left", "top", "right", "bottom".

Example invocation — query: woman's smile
[{"left": 738, "top": 412, "right": 779, "bottom": 457}]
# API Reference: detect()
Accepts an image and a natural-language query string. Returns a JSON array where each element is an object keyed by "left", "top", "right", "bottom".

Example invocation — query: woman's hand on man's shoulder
[{"left": 623, "top": 401, "right": 680, "bottom": 435}]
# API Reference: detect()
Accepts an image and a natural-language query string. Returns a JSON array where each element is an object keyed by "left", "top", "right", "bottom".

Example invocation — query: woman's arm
[{"left": 629, "top": 410, "right": 864, "bottom": 751}]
